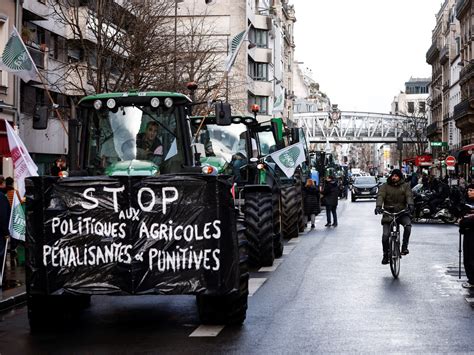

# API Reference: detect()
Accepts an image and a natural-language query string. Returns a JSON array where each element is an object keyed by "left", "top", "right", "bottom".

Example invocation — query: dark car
[{"left": 351, "top": 176, "right": 379, "bottom": 202}]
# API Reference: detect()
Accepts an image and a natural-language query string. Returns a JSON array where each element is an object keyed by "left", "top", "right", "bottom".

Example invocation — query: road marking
[
  {"left": 249, "top": 278, "right": 267, "bottom": 296},
  {"left": 288, "top": 238, "right": 300, "bottom": 244},
  {"left": 189, "top": 325, "right": 225, "bottom": 337},
  {"left": 258, "top": 259, "right": 283, "bottom": 272},
  {"left": 283, "top": 245, "right": 296, "bottom": 255}
]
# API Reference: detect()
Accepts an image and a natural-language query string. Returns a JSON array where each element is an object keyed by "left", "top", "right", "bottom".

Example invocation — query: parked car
[
  {"left": 351, "top": 176, "right": 379, "bottom": 202},
  {"left": 378, "top": 176, "right": 387, "bottom": 184}
]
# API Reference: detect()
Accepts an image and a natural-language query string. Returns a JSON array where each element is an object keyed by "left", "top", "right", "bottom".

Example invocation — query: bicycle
[{"left": 379, "top": 208, "right": 410, "bottom": 278}]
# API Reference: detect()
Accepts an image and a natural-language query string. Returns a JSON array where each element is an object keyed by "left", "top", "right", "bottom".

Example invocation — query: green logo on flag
[
  {"left": 12, "top": 202, "right": 26, "bottom": 236},
  {"left": 1, "top": 33, "right": 32, "bottom": 72},
  {"left": 279, "top": 146, "right": 301, "bottom": 168}
]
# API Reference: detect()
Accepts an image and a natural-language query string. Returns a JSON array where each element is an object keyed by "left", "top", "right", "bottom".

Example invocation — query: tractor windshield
[
  {"left": 196, "top": 124, "right": 249, "bottom": 163},
  {"left": 257, "top": 131, "right": 278, "bottom": 156},
  {"left": 84, "top": 106, "right": 184, "bottom": 175}
]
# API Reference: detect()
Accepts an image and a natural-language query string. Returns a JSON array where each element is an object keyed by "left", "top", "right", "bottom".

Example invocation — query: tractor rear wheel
[
  {"left": 244, "top": 191, "right": 275, "bottom": 266},
  {"left": 197, "top": 219, "right": 249, "bottom": 325},
  {"left": 281, "top": 185, "right": 299, "bottom": 239},
  {"left": 272, "top": 191, "right": 283, "bottom": 258}
]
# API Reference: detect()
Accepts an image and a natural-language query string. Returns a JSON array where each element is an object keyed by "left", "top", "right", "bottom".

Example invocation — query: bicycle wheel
[{"left": 389, "top": 237, "right": 401, "bottom": 278}]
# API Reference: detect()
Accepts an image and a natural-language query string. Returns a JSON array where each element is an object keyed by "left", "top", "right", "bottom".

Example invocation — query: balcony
[
  {"left": 456, "top": 0, "right": 469, "bottom": 18},
  {"left": 426, "top": 121, "right": 442, "bottom": 138},
  {"left": 439, "top": 45, "right": 449, "bottom": 64},
  {"left": 426, "top": 42, "right": 439, "bottom": 64},
  {"left": 460, "top": 60, "right": 474, "bottom": 84},
  {"left": 26, "top": 44, "right": 46, "bottom": 69},
  {"left": 452, "top": 98, "right": 474, "bottom": 130}
]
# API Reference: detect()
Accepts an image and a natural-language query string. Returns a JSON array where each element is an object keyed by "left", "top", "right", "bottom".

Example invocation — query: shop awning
[
  {"left": 455, "top": 144, "right": 474, "bottom": 165},
  {"left": 415, "top": 154, "right": 433, "bottom": 166}
]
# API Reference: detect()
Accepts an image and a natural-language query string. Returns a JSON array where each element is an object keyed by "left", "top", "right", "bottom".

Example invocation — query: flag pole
[
  {"left": 11, "top": 27, "right": 68, "bottom": 136},
  {"left": 191, "top": 25, "right": 251, "bottom": 144}
]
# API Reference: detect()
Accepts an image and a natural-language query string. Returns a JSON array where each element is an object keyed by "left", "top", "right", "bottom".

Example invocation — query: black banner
[{"left": 25, "top": 175, "right": 238, "bottom": 296}]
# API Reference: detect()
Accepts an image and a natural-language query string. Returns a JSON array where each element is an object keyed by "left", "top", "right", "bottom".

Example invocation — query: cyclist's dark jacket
[{"left": 376, "top": 176, "right": 414, "bottom": 224}]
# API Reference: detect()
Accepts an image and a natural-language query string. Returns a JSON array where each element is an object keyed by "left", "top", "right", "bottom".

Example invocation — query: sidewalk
[{"left": 1, "top": 261, "right": 26, "bottom": 312}]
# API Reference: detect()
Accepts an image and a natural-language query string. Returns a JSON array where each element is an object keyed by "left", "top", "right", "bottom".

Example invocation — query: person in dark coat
[
  {"left": 375, "top": 169, "right": 414, "bottom": 264},
  {"left": 0, "top": 191, "right": 11, "bottom": 282},
  {"left": 322, "top": 175, "right": 339, "bottom": 227},
  {"left": 304, "top": 178, "right": 320, "bottom": 229},
  {"left": 460, "top": 183, "right": 474, "bottom": 289}
]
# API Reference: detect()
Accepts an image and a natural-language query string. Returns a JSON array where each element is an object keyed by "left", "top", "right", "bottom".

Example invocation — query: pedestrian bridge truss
[{"left": 294, "top": 111, "right": 428, "bottom": 144}]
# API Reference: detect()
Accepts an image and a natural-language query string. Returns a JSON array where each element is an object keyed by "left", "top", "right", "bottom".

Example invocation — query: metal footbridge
[{"left": 293, "top": 111, "right": 427, "bottom": 144}]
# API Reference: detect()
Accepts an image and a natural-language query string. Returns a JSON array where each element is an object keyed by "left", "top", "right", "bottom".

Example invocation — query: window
[
  {"left": 249, "top": 28, "right": 268, "bottom": 48},
  {"left": 248, "top": 58, "right": 268, "bottom": 81},
  {"left": 0, "top": 18, "right": 8, "bottom": 87},
  {"left": 407, "top": 101, "right": 415, "bottom": 113},
  {"left": 248, "top": 94, "right": 268, "bottom": 114},
  {"left": 419, "top": 102, "right": 426, "bottom": 113},
  {"left": 49, "top": 33, "right": 58, "bottom": 59}
]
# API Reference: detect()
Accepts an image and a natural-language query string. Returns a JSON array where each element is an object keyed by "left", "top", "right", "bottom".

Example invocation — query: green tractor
[
  {"left": 190, "top": 114, "right": 283, "bottom": 268},
  {"left": 25, "top": 91, "right": 248, "bottom": 330},
  {"left": 248, "top": 118, "right": 303, "bottom": 240}
]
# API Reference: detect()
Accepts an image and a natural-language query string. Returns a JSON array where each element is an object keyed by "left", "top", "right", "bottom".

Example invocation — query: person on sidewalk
[
  {"left": 322, "top": 175, "right": 339, "bottom": 227},
  {"left": 0, "top": 191, "right": 11, "bottom": 284},
  {"left": 5, "top": 177, "right": 20, "bottom": 207},
  {"left": 375, "top": 169, "right": 414, "bottom": 265},
  {"left": 460, "top": 183, "right": 474, "bottom": 289},
  {"left": 304, "top": 178, "right": 320, "bottom": 229}
]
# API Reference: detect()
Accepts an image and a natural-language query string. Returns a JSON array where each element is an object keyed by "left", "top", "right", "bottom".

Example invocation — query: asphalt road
[{"left": 1, "top": 196, "right": 473, "bottom": 354}]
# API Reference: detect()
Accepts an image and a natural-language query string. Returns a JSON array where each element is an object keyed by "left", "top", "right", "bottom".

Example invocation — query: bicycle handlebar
[{"left": 380, "top": 208, "right": 410, "bottom": 217}]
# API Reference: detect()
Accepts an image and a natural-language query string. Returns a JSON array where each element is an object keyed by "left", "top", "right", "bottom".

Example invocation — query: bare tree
[{"left": 399, "top": 102, "right": 429, "bottom": 158}]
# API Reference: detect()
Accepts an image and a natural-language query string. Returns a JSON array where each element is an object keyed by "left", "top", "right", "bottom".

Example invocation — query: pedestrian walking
[
  {"left": 4, "top": 177, "right": 20, "bottom": 207},
  {"left": 304, "top": 178, "right": 320, "bottom": 229},
  {"left": 0, "top": 191, "right": 10, "bottom": 286},
  {"left": 322, "top": 175, "right": 339, "bottom": 227},
  {"left": 460, "top": 183, "right": 474, "bottom": 289}
]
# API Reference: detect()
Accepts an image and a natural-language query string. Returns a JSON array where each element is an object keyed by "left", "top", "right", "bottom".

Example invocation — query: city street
[{"left": 1, "top": 196, "right": 473, "bottom": 353}]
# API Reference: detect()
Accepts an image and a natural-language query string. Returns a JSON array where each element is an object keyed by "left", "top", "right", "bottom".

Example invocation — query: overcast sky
[{"left": 293, "top": 0, "right": 442, "bottom": 113}]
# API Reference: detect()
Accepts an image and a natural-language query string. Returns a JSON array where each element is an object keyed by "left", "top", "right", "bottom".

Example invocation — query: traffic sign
[
  {"left": 430, "top": 141, "right": 448, "bottom": 147},
  {"left": 445, "top": 155, "right": 456, "bottom": 166}
]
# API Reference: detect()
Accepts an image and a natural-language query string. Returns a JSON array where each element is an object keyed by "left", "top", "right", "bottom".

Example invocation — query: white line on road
[
  {"left": 189, "top": 325, "right": 225, "bottom": 337},
  {"left": 288, "top": 238, "right": 301, "bottom": 244},
  {"left": 283, "top": 245, "right": 296, "bottom": 255},
  {"left": 249, "top": 278, "right": 267, "bottom": 296},
  {"left": 258, "top": 259, "right": 283, "bottom": 272}
]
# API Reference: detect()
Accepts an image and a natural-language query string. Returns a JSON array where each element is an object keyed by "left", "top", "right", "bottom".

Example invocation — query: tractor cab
[{"left": 75, "top": 91, "right": 194, "bottom": 176}]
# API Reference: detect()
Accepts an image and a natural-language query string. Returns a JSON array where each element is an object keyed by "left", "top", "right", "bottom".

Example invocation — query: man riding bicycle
[{"left": 375, "top": 169, "right": 414, "bottom": 265}]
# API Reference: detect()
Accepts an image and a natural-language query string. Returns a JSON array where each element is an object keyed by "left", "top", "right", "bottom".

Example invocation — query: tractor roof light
[
  {"left": 251, "top": 104, "right": 260, "bottom": 114},
  {"left": 150, "top": 97, "right": 160, "bottom": 108},
  {"left": 106, "top": 98, "right": 116, "bottom": 109},
  {"left": 201, "top": 165, "right": 217, "bottom": 175},
  {"left": 244, "top": 117, "right": 254, "bottom": 124},
  {"left": 93, "top": 100, "right": 103, "bottom": 110},
  {"left": 232, "top": 117, "right": 242, "bottom": 123},
  {"left": 164, "top": 98, "right": 173, "bottom": 108}
]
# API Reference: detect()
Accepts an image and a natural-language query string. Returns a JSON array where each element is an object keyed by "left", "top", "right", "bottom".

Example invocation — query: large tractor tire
[
  {"left": 272, "top": 191, "right": 284, "bottom": 258},
  {"left": 197, "top": 219, "right": 249, "bottom": 325},
  {"left": 297, "top": 185, "right": 305, "bottom": 232},
  {"left": 281, "top": 185, "right": 300, "bottom": 239},
  {"left": 244, "top": 191, "right": 275, "bottom": 267}
]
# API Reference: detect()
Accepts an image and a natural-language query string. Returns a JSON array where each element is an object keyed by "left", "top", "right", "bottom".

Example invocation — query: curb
[{"left": 0, "top": 289, "right": 27, "bottom": 313}]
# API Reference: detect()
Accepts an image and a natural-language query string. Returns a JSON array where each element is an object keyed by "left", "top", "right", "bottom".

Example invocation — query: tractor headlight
[
  {"left": 106, "top": 99, "right": 116, "bottom": 109},
  {"left": 150, "top": 97, "right": 160, "bottom": 108},
  {"left": 164, "top": 98, "right": 173, "bottom": 108},
  {"left": 93, "top": 100, "right": 102, "bottom": 110}
]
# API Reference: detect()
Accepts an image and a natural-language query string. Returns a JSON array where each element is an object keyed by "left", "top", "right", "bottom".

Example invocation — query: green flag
[
  {"left": 0, "top": 26, "right": 38, "bottom": 82},
  {"left": 8, "top": 191, "right": 26, "bottom": 241}
]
